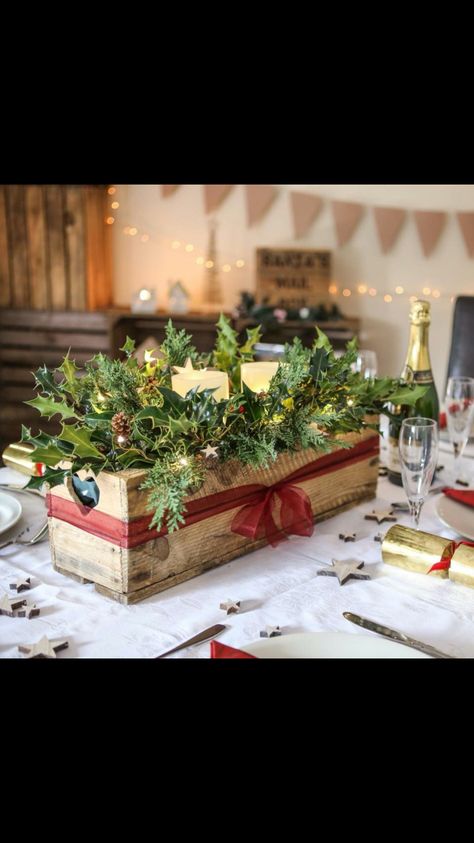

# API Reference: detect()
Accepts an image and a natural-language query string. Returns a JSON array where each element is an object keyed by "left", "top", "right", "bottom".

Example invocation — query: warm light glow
[
  {"left": 123, "top": 226, "right": 131, "bottom": 235},
  {"left": 117, "top": 435, "right": 126, "bottom": 444},
  {"left": 222, "top": 264, "right": 231, "bottom": 272},
  {"left": 329, "top": 284, "right": 338, "bottom": 294},
  {"left": 144, "top": 349, "right": 156, "bottom": 363},
  {"left": 107, "top": 186, "right": 116, "bottom": 195},
  {"left": 432, "top": 289, "right": 441, "bottom": 298},
  {"left": 384, "top": 294, "right": 393, "bottom": 303},
  {"left": 368, "top": 288, "right": 377, "bottom": 297},
  {"left": 139, "top": 288, "right": 152, "bottom": 302},
  {"left": 179, "top": 457, "right": 189, "bottom": 467},
  {"left": 111, "top": 201, "right": 119, "bottom": 209},
  {"left": 171, "top": 366, "right": 229, "bottom": 402},
  {"left": 140, "top": 234, "right": 149, "bottom": 243},
  {"left": 129, "top": 227, "right": 138, "bottom": 236},
  {"left": 395, "top": 286, "right": 404, "bottom": 294},
  {"left": 342, "top": 289, "right": 351, "bottom": 297},
  {"left": 409, "top": 295, "right": 417, "bottom": 302},
  {"left": 172, "top": 240, "right": 181, "bottom": 249},
  {"left": 347, "top": 398, "right": 354, "bottom": 407},
  {"left": 205, "top": 260, "right": 214, "bottom": 269},
  {"left": 196, "top": 256, "right": 204, "bottom": 265},
  {"left": 357, "top": 285, "right": 367, "bottom": 294},
  {"left": 185, "top": 244, "right": 194, "bottom": 252},
  {"left": 241, "top": 362, "right": 279, "bottom": 393},
  {"left": 97, "top": 391, "right": 106, "bottom": 403},
  {"left": 236, "top": 260, "right": 245, "bottom": 268},
  {"left": 106, "top": 216, "right": 115, "bottom": 225},
  {"left": 422, "top": 286, "right": 431, "bottom": 295}
]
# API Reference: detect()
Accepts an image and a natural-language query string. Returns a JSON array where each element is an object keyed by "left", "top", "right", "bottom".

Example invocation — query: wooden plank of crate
[
  {"left": 65, "top": 186, "right": 86, "bottom": 311},
  {"left": 25, "top": 185, "right": 49, "bottom": 310},
  {"left": 0, "top": 185, "right": 11, "bottom": 307},
  {"left": 45, "top": 185, "right": 67, "bottom": 311},
  {"left": 7, "top": 185, "right": 30, "bottom": 308}
]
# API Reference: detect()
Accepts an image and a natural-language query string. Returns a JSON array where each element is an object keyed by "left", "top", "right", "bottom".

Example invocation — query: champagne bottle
[{"left": 387, "top": 299, "right": 439, "bottom": 486}]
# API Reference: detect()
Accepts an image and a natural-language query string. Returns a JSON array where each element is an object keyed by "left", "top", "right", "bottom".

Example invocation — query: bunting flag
[
  {"left": 414, "top": 210, "right": 446, "bottom": 257},
  {"left": 203, "top": 185, "right": 233, "bottom": 214},
  {"left": 290, "top": 191, "right": 323, "bottom": 239},
  {"left": 373, "top": 206, "right": 406, "bottom": 254},
  {"left": 456, "top": 212, "right": 474, "bottom": 258},
  {"left": 161, "top": 185, "right": 179, "bottom": 198},
  {"left": 245, "top": 185, "right": 277, "bottom": 227},
  {"left": 331, "top": 200, "right": 365, "bottom": 247}
]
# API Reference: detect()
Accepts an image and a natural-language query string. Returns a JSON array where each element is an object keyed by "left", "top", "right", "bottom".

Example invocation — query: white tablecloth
[{"left": 1, "top": 441, "right": 474, "bottom": 659}]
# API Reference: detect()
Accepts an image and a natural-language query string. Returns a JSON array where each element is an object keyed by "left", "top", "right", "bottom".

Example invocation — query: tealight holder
[{"left": 131, "top": 287, "right": 157, "bottom": 313}]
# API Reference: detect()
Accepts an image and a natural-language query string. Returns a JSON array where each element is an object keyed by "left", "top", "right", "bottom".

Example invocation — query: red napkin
[
  {"left": 444, "top": 488, "right": 474, "bottom": 507},
  {"left": 210, "top": 641, "right": 257, "bottom": 659}
]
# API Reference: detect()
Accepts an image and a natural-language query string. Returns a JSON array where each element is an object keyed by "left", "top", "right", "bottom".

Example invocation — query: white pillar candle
[
  {"left": 171, "top": 367, "right": 229, "bottom": 401},
  {"left": 241, "top": 361, "right": 279, "bottom": 393}
]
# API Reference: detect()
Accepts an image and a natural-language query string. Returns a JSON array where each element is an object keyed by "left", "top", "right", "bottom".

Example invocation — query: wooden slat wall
[{"left": 0, "top": 184, "right": 112, "bottom": 312}]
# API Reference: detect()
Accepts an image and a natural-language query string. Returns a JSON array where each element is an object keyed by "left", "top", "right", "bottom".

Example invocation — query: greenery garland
[{"left": 22, "top": 316, "right": 426, "bottom": 533}]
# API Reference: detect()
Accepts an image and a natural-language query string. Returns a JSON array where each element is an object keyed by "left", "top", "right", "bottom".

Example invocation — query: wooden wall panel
[
  {"left": 25, "top": 185, "right": 49, "bottom": 310},
  {"left": 45, "top": 185, "right": 68, "bottom": 310},
  {"left": 65, "top": 185, "right": 86, "bottom": 310},
  {"left": 7, "top": 185, "right": 30, "bottom": 308},
  {"left": 0, "top": 186, "right": 11, "bottom": 307},
  {"left": 85, "top": 186, "right": 112, "bottom": 310}
]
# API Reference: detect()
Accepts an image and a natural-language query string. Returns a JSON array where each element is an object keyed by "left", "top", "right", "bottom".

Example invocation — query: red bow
[
  {"left": 428, "top": 541, "right": 474, "bottom": 573},
  {"left": 231, "top": 481, "right": 314, "bottom": 547}
]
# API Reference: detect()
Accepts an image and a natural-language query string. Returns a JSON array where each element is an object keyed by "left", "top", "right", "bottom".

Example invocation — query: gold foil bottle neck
[{"left": 409, "top": 299, "right": 431, "bottom": 325}]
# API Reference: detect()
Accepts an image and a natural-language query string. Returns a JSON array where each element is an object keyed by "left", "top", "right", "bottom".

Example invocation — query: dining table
[{"left": 1, "top": 428, "right": 474, "bottom": 659}]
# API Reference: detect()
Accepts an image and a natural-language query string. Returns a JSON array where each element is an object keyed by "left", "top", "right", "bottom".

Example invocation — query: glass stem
[{"left": 409, "top": 500, "right": 423, "bottom": 529}]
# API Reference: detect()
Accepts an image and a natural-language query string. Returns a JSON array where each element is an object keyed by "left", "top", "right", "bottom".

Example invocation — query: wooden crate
[{"left": 47, "top": 426, "right": 380, "bottom": 604}]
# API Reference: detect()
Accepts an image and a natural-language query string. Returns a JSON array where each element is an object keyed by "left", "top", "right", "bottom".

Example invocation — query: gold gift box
[
  {"left": 1, "top": 442, "right": 45, "bottom": 477},
  {"left": 381, "top": 524, "right": 453, "bottom": 578}
]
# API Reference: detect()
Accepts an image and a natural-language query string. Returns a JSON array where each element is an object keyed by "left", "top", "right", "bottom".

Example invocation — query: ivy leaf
[
  {"left": 26, "top": 467, "right": 70, "bottom": 491},
  {"left": 120, "top": 336, "right": 136, "bottom": 357},
  {"left": 25, "top": 395, "right": 77, "bottom": 420},
  {"left": 59, "top": 423, "right": 105, "bottom": 460},
  {"left": 58, "top": 352, "right": 81, "bottom": 398},
  {"left": 29, "top": 442, "right": 68, "bottom": 467},
  {"left": 310, "top": 347, "right": 330, "bottom": 385},
  {"left": 32, "top": 365, "right": 62, "bottom": 398}
]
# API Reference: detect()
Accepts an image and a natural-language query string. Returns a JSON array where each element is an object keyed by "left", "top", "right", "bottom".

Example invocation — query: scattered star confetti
[
  {"left": 364, "top": 508, "right": 397, "bottom": 525},
  {"left": 317, "top": 559, "right": 371, "bottom": 586},
  {"left": 9, "top": 577, "right": 31, "bottom": 593},
  {"left": 201, "top": 445, "right": 219, "bottom": 459},
  {"left": 339, "top": 532, "right": 357, "bottom": 542},
  {"left": 18, "top": 636, "right": 69, "bottom": 659},
  {"left": 0, "top": 594, "right": 27, "bottom": 617},
  {"left": 219, "top": 600, "right": 241, "bottom": 615},
  {"left": 17, "top": 603, "right": 41, "bottom": 619},
  {"left": 455, "top": 479, "right": 470, "bottom": 487},
  {"left": 260, "top": 626, "right": 282, "bottom": 638},
  {"left": 378, "top": 466, "right": 388, "bottom": 477}
]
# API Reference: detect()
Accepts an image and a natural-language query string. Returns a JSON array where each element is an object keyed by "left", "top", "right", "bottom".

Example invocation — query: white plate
[
  {"left": 436, "top": 495, "right": 474, "bottom": 540},
  {"left": 243, "top": 631, "right": 430, "bottom": 658},
  {"left": 0, "top": 490, "right": 22, "bottom": 536}
]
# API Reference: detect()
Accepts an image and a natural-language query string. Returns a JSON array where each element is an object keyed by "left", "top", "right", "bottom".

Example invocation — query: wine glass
[
  {"left": 355, "top": 350, "right": 378, "bottom": 379},
  {"left": 399, "top": 418, "right": 439, "bottom": 529},
  {"left": 445, "top": 377, "right": 474, "bottom": 484}
]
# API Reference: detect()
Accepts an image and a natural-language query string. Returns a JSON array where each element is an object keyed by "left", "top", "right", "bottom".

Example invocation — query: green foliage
[{"left": 21, "top": 315, "right": 427, "bottom": 535}]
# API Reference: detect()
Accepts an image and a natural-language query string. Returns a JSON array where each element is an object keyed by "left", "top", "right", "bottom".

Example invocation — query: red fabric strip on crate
[{"left": 47, "top": 435, "right": 380, "bottom": 548}]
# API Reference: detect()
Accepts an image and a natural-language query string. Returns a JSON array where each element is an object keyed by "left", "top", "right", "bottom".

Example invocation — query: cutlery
[
  {"left": 155, "top": 623, "right": 227, "bottom": 658},
  {"left": 343, "top": 611, "right": 453, "bottom": 658},
  {"left": 0, "top": 522, "right": 49, "bottom": 550}
]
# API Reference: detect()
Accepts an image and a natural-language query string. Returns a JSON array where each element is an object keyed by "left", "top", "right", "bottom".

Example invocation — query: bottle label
[
  {"left": 411, "top": 369, "right": 434, "bottom": 385},
  {"left": 387, "top": 436, "right": 401, "bottom": 473}
]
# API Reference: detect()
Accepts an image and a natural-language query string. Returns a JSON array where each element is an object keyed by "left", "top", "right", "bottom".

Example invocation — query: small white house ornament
[{"left": 168, "top": 280, "right": 189, "bottom": 314}]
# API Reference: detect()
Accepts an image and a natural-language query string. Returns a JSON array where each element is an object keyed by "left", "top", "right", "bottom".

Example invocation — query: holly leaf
[
  {"left": 313, "top": 327, "right": 332, "bottom": 353},
  {"left": 116, "top": 450, "right": 154, "bottom": 468},
  {"left": 25, "top": 395, "right": 77, "bottom": 420},
  {"left": 310, "top": 347, "right": 330, "bottom": 385},
  {"left": 158, "top": 386, "right": 187, "bottom": 415},
  {"left": 85, "top": 411, "right": 115, "bottom": 426},
  {"left": 59, "top": 423, "right": 105, "bottom": 460},
  {"left": 32, "top": 365, "right": 62, "bottom": 398},
  {"left": 384, "top": 384, "right": 428, "bottom": 406},
  {"left": 120, "top": 336, "right": 136, "bottom": 357},
  {"left": 28, "top": 442, "right": 68, "bottom": 467},
  {"left": 135, "top": 406, "right": 174, "bottom": 428},
  {"left": 58, "top": 351, "right": 81, "bottom": 398},
  {"left": 26, "top": 467, "right": 70, "bottom": 491},
  {"left": 239, "top": 325, "right": 263, "bottom": 357},
  {"left": 168, "top": 413, "right": 195, "bottom": 435}
]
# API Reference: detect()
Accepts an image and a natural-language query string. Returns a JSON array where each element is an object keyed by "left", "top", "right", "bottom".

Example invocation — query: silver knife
[
  {"left": 343, "top": 612, "right": 453, "bottom": 658},
  {"left": 155, "top": 624, "right": 227, "bottom": 659}
]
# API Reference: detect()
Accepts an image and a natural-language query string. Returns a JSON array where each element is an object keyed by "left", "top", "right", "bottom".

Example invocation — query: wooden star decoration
[
  {"left": 317, "top": 559, "right": 371, "bottom": 586},
  {"left": 9, "top": 577, "right": 31, "bottom": 593},
  {"left": 374, "top": 533, "right": 384, "bottom": 543},
  {"left": 172, "top": 358, "right": 205, "bottom": 375},
  {"left": 201, "top": 444, "right": 219, "bottom": 459},
  {"left": 339, "top": 532, "right": 357, "bottom": 542},
  {"left": 364, "top": 508, "right": 397, "bottom": 525},
  {"left": 0, "top": 594, "right": 27, "bottom": 617},
  {"left": 17, "top": 603, "right": 41, "bottom": 619},
  {"left": 219, "top": 600, "right": 241, "bottom": 615},
  {"left": 455, "top": 478, "right": 470, "bottom": 487},
  {"left": 18, "top": 636, "right": 69, "bottom": 659},
  {"left": 260, "top": 626, "right": 282, "bottom": 638}
]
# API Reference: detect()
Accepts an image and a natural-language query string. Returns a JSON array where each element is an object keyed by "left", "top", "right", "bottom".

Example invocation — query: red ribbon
[
  {"left": 231, "top": 482, "right": 314, "bottom": 547},
  {"left": 428, "top": 541, "right": 474, "bottom": 573}
]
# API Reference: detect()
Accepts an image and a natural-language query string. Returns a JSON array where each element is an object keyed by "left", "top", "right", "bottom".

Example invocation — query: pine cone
[{"left": 111, "top": 411, "right": 131, "bottom": 445}]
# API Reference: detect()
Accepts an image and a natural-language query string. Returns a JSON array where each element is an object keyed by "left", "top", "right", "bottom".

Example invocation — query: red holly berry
[{"left": 238, "top": 405, "right": 245, "bottom": 414}]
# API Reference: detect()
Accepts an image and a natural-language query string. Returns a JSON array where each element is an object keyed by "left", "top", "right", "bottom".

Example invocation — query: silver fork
[{"left": 0, "top": 522, "right": 49, "bottom": 550}]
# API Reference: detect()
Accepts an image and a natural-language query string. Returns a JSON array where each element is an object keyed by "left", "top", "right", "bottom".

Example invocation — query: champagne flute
[
  {"left": 399, "top": 418, "right": 439, "bottom": 529},
  {"left": 445, "top": 377, "right": 474, "bottom": 484},
  {"left": 355, "top": 350, "right": 378, "bottom": 379}
]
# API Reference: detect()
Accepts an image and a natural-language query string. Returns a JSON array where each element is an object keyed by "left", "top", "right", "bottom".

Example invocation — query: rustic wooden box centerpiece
[{"left": 47, "top": 426, "right": 380, "bottom": 604}]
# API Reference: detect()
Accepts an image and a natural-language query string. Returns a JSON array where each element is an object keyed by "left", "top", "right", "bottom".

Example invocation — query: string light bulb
[
  {"left": 384, "top": 294, "right": 393, "bottom": 303},
  {"left": 329, "top": 284, "right": 338, "bottom": 294},
  {"left": 423, "top": 286, "right": 431, "bottom": 295},
  {"left": 185, "top": 244, "right": 194, "bottom": 252},
  {"left": 196, "top": 256, "right": 204, "bottom": 265},
  {"left": 205, "top": 260, "right": 214, "bottom": 269},
  {"left": 357, "top": 284, "right": 367, "bottom": 294},
  {"left": 140, "top": 234, "right": 149, "bottom": 243},
  {"left": 395, "top": 286, "right": 404, "bottom": 294},
  {"left": 432, "top": 289, "right": 440, "bottom": 298},
  {"left": 129, "top": 227, "right": 138, "bottom": 236},
  {"left": 236, "top": 260, "right": 245, "bottom": 268},
  {"left": 409, "top": 295, "right": 417, "bottom": 302},
  {"left": 107, "top": 186, "right": 116, "bottom": 195},
  {"left": 342, "top": 289, "right": 351, "bottom": 297},
  {"left": 111, "top": 201, "right": 119, "bottom": 209},
  {"left": 123, "top": 226, "right": 131, "bottom": 235},
  {"left": 171, "top": 240, "right": 181, "bottom": 249},
  {"left": 368, "top": 288, "right": 377, "bottom": 297},
  {"left": 106, "top": 217, "right": 115, "bottom": 225},
  {"left": 222, "top": 264, "right": 231, "bottom": 273}
]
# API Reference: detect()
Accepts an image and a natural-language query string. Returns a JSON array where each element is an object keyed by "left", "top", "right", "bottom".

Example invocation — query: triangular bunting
[
  {"left": 290, "top": 191, "right": 323, "bottom": 239},
  {"left": 203, "top": 185, "right": 233, "bottom": 214},
  {"left": 245, "top": 185, "right": 277, "bottom": 227},
  {"left": 331, "top": 200, "right": 364, "bottom": 247},
  {"left": 373, "top": 206, "right": 406, "bottom": 254},
  {"left": 456, "top": 212, "right": 474, "bottom": 258},
  {"left": 414, "top": 210, "right": 446, "bottom": 257},
  {"left": 161, "top": 185, "right": 179, "bottom": 198}
]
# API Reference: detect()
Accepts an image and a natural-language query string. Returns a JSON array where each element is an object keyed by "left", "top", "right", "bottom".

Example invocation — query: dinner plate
[
  {"left": 436, "top": 495, "right": 474, "bottom": 540},
  {"left": 0, "top": 490, "right": 22, "bottom": 536},
  {"left": 243, "top": 631, "right": 430, "bottom": 658}
]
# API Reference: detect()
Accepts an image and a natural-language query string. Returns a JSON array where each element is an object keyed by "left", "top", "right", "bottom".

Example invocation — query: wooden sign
[{"left": 256, "top": 248, "right": 331, "bottom": 309}]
